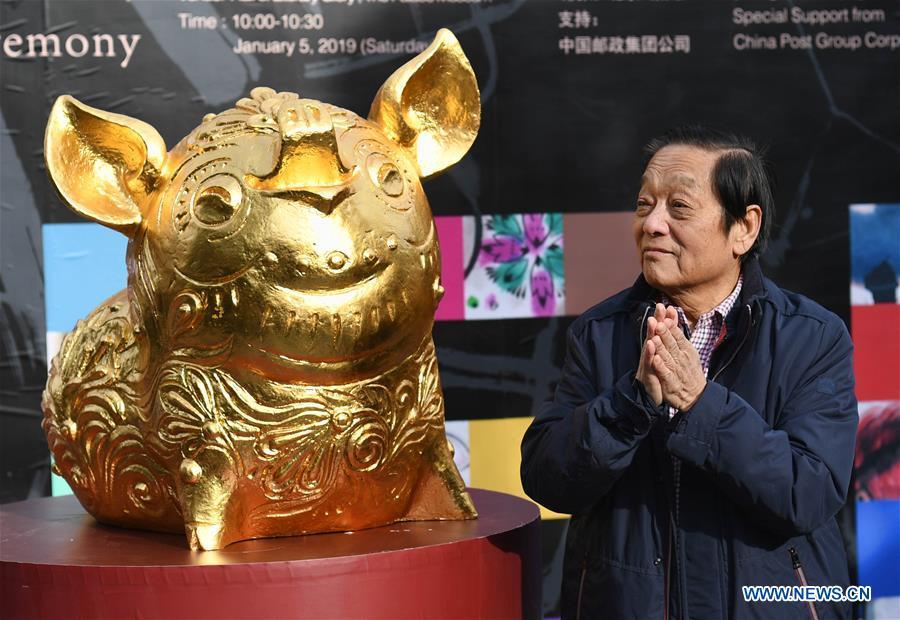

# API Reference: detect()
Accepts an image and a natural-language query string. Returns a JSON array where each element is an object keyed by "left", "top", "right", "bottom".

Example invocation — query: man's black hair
[{"left": 643, "top": 125, "right": 775, "bottom": 262}]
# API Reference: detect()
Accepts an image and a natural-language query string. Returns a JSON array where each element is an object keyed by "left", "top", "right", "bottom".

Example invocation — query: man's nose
[{"left": 642, "top": 203, "right": 669, "bottom": 236}]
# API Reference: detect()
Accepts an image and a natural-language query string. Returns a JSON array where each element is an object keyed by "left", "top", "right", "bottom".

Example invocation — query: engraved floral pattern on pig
[
  {"left": 157, "top": 365, "right": 257, "bottom": 471},
  {"left": 43, "top": 295, "right": 178, "bottom": 524},
  {"left": 154, "top": 338, "right": 442, "bottom": 515}
]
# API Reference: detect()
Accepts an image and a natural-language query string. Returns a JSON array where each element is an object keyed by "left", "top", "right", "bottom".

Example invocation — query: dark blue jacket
[{"left": 521, "top": 258, "right": 858, "bottom": 620}]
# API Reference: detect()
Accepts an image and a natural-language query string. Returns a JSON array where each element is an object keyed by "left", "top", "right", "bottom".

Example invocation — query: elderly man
[{"left": 521, "top": 127, "right": 858, "bottom": 620}]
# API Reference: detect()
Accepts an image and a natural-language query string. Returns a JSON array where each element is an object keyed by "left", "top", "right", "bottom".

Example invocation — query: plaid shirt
[{"left": 659, "top": 273, "right": 743, "bottom": 416}]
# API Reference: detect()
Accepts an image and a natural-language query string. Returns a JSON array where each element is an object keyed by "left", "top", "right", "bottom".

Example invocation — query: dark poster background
[{"left": 2, "top": 0, "right": 898, "bottom": 616}]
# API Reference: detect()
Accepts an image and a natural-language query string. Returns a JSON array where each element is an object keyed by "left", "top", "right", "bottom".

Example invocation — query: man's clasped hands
[{"left": 636, "top": 303, "right": 708, "bottom": 412}]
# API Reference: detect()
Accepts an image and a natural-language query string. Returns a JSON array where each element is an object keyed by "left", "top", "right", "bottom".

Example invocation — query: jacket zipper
[
  {"left": 671, "top": 455, "right": 682, "bottom": 620},
  {"left": 639, "top": 302, "right": 672, "bottom": 620},
  {"left": 637, "top": 302, "right": 670, "bottom": 619},
  {"left": 664, "top": 515, "right": 673, "bottom": 620},
  {"left": 666, "top": 320, "right": 690, "bottom": 620},
  {"left": 665, "top": 304, "right": 751, "bottom": 620},
  {"left": 576, "top": 555, "right": 588, "bottom": 620},
  {"left": 790, "top": 547, "right": 820, "bottom": 620}
]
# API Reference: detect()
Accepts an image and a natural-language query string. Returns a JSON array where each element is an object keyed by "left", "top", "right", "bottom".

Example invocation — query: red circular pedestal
[{"left": 1, "top": 488, "right": 541, "bottom": 619}]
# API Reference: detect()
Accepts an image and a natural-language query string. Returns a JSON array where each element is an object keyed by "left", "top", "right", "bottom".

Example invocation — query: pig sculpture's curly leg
[
  {"left": 403, "top": 435, "right": 477, "bottom": 522},
  {"left": 177, "top": 447, "right": 241, "bottom": 551}
]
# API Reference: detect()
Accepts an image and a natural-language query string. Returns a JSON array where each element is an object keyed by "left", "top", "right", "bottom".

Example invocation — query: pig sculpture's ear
[
  {"left": 368, "top": 28, "right": 480, "bottom": 181},
  {"left": 44, "top": 95, "right": 167, "bottom": 236}
]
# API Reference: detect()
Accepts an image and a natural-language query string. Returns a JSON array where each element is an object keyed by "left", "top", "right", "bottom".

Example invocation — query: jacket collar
[{"left": 736, "top": 255, "right": 767, "bottom": 307}]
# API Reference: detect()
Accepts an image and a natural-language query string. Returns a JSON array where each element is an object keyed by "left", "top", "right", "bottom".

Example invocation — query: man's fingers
[
  {"left": 655, "top": 305, "right": 666, "bottom": 330},
  {"left": 667, "top": 320, "right": 695, "bottom": 354},
  {"left": 646, "top": 317, "right": 659, "bottom": 346},
  {"left": 655, "top": 303, "right": 666, "bottom": 321},
  {"left": 645, "top": 372, "right": 663, "bottom": 403},
  {"left": 666, "top": 322, "right": 704, "bottom": 371},
  {"left": 666, "top": 305, "right": 678, "bottom": 324},
  {"left": 655, "top": 305, "right": 676, "bottom": 333},
  {"left": 652, "top": 336, "right": 678, "bottom": 375},
  {"left": 656, "top": 323, "right": 682, "bottom": 358},
  {"left": 641, "top": 355, "right": 664, "bottom": 407},
  {"left": 653, "top": 348, "right": 683, "bottom": 402},
  {"left": 638, "top": 339, "right": 655, "bottom": 377},
  {"left": 651, "top": 354, "right": 672, "bottom": 380},
  {"left": 640, "top": 339, "right": 655, "bottom": 369}
]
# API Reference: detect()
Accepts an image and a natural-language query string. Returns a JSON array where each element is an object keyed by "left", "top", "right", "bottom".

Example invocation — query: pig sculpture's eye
[
  {"left": 377, "top": 163, "right": 403, "bottom": 197},
  {"left": 366, "top": 153, "right": 404, "bottom": 197},
  {"left": 192, "top": 174, "right": 243, "bottom": 226}
]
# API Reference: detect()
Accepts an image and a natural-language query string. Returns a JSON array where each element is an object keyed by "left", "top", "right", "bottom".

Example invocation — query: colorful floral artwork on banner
[{"left": 463, "top": 213, "right": 565, "bottom": 320}]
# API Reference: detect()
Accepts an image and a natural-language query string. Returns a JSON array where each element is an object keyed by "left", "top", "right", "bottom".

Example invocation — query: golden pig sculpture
[{"left": 41, "top": 29, "right": 479, "bottom": 550}]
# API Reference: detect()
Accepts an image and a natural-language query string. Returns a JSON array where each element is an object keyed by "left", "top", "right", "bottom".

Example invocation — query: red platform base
[{"left": 1, "top": 488, "right": 541, "bottom": 619}]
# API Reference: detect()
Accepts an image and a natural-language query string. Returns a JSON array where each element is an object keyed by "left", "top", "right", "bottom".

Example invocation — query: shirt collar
[{"left": 659, "top": 273, "right": 744, "bottom": 329}]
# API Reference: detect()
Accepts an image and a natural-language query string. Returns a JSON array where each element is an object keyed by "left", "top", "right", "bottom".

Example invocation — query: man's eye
[{"left": 669, "top": 201, "right": 693, "bottom": 218}]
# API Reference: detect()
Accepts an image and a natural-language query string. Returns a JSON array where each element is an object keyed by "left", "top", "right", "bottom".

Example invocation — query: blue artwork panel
[
  {"left": 856, "top": 499, "right": 900, "bottom": 599},
  {"left": 43, "top": 223, "right": 128, "bottom": 333},
  {"left": 850, "top": 204, "right": 900, "bottom": 305}
]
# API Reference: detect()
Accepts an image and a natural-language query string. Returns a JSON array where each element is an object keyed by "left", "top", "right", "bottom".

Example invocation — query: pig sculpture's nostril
[{"left": 296, "top": 185, "right": 353, "bottom": 216}]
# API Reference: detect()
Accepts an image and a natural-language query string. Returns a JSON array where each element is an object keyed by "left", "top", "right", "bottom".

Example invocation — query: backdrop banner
[{"left": 1, "top": 1, "right": 898, "bottom": 617}]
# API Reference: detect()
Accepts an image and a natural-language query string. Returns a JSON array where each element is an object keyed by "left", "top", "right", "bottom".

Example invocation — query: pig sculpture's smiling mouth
[
  {"left": 274, "top": 260, "right": 388, "bottom": 297},
  {"left": 244, "top": 260, "right": 424, "bottom": 369}
]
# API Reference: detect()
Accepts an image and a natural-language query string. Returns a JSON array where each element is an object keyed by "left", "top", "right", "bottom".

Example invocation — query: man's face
[{"left": 633, "top": 144, "right": 740, "bottom": 293}]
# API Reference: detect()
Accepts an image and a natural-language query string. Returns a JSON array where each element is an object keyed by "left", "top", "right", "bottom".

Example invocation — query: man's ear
[
  {"left": 732, "top": 204, "right": 763, "bottom": 257},
  {"left": 44, "top": 95, "right": 167, "bottom": 236},
  {"left": 368, "top": 28, "right": 480, "bottom": 181}
]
